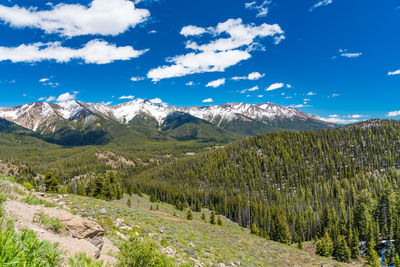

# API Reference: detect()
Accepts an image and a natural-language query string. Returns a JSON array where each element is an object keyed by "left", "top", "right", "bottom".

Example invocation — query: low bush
[
  {"left": 22, "top": 194, "right": 56, "bottom": 207},
  {"left": 117, "top": 235, "right": 175, "bottom": 267},
  {"left": 68, "top": 253, "right": 105, "bottom": 267},
  {"left": 34, "top": 212, "right": 65, "bottom": 233},
  {"left": 0, "top": 226, "right": 62, "bottom": 266}
]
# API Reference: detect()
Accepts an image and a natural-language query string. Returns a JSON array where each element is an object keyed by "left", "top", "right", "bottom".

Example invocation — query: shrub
[
  {"left": 0, "top": 226, "right": 62, "bottom": 266},
  {"left": 22, "top": 182, "right": 34, "bottom": 191},
  {"left": 0, "top": 193, "right": 7, "bottom": 204},
  {"left": 34, "top": 212, "right": 65, "bottom": 233},
  {"left": 117, "top": 236, "right": 174, "bottom": 267},
  {"left": 22, "top": 194, "right": 56, "bottom": 207},
  {"left": 68, "top": 253, "right": 104, "bottom": 267}
]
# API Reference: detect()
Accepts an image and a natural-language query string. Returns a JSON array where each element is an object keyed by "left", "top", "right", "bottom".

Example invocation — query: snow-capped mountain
[{"left": 0, "top": 99, "right": 334, "bottom": 134}]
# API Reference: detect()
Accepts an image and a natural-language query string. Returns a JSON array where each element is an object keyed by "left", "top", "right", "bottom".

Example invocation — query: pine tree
[
  {"left": 316, "top": 231, "right": 334, "bottom": 257},
  {"left": 334, "top": 235, "right": 351, "bottom": 262},
  {"left": 217, "top": 216, "right": 222, "bottom": 225},
  {"left": 393, "top": 254, "right": 400, "bottom": 266},
  {"left": 127, "top": 198, "right": 131, "bottom": 208},
  {"left": 298, "top": 240, "right": 303, "bottom": 250},
  {"left": 201, "top": 212, "right": 206, "bottom": 221},
  {"left": 349, "top": 228, "right": 360, "bottom": 260},
  {"left": 365, "top": 238, "right": 380, "bottom": 267},
  {"left": 251, "top": 222, "right": 260, "bottom": 236},
  {"left": 186, "top": 209, "right": 193, "bottom": 220},
  {"left": 210, "top": 212, "right": 216, "bottom": 225}
]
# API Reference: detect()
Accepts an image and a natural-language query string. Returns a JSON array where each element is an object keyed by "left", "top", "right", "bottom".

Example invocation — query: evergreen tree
[
  {"left": 251, "top": 222, "right": 260, "bottom": 236},
  {"left": 186, "top": 209, "right": 193, "bottom": 220},
  {"left": 210, "top": 212, "right": 216, "bottom": 225},
  {"left": 316, "top": 231, "right": 334, "bottom": 257},
  {"left": 393, "top": 254, "right": 400, "bottom": 266},
  {"left": 127, "top": 198, "right": 131, "bottom": 208},
  {"left": 334, "top": 235, "right": 351, "bottom": 262},
  {"left": 217, "top": 216, "right": 222, "bottom": 226},
  {"left": 349, "top": 228, "right": 360, "bottom": 260},
  {"left": 365, "top": 238, "right": 380, "bottom": 267},
  {"left": 201, "top": 212, "right": 206, "bottom": 221}
]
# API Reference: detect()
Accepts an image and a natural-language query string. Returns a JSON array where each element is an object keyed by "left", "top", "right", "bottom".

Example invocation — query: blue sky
[{"left": 0, "top": 0, "right": 399, "bottom": 124}]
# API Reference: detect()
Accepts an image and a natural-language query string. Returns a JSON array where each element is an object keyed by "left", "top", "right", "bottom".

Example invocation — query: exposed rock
[{"left": 99, "top": 208, "right": 107, "bottom": 214}]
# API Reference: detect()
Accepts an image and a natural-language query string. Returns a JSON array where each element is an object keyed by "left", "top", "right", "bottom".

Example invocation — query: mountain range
[{"left": 0, "top": 100, "right": 335, "bottom": 146}]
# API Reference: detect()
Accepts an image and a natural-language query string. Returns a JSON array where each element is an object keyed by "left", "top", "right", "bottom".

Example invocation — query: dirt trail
[{"left": 4, "top": 199, "right": 118, "bottom": 266}]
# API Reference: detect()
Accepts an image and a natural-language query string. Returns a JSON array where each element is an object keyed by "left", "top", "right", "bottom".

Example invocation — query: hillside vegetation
[{"left": 130, "top": 119, "right": 400, "bottom": 264}]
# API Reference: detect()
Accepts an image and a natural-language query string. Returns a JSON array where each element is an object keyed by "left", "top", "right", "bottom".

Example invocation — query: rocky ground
[{"left": 1, "top": 179, "right": 118, "bottom": 266}]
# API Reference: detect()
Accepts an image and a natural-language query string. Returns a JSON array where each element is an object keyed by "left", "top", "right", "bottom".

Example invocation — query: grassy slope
[{"left": 59, "top": 193, "right": 355, "bottom": 267}]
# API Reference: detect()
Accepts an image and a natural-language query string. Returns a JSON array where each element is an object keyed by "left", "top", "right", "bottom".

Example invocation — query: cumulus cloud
[
  {"left": 149, "top": 98, "right": 165, "bottom": 105},
  {"left": 387, "top": 110, "right": 400, "bottom": 117},
  {"left": 180, "top": 25, "right": 207, "bottom": 37},
  {"left": 245, "top": 1, "right": 271, "bottom": 17},
  {"left": 310, "top": 0, "right": 333, "bottom": 11},
  {"left": 39, "top": 77, "right": 59, "bottom": 87},
  {"left": 307, "top": 91, "right": 316, "bottom": 96},
  {"left": 0, "top": 40, "right": 147, "bottom": 64},
  {"left": 38, "top": 96, "right": 56, "bottom": 102},
  {"left": 206, "top": 78, "right": 225, "bottom": 88},
  {"left": 186, "top": 81, "right": 194, "bottom": 86},
  {"left": 266, "top": 82, "right": 284, "bottom": 91},
  {"left": 130, "top": 76, "right": 144, "bottom": 82},
  {"left": 388, "top": 70, "right": 400, "bottom": 76},
  {"left": 202, "top": 98, "right": 214, "bottom": 103},
  {"left": 240, "top": 85, "right": 259, "bottom": 94},
  {"left": 147, "top": 18, "right": 284, "bottom": 81},
  {"left": 0, "top": 0, "right": 150, "bottom": 37},
  {"left": 119, "top": 95, "right": 135, "bottom": 100},
  {"left": 232, "top": 71, "right": 265, "bottom": 81},
  {"left": 57, "top": 92, "right": 77, "bottom": 102}
]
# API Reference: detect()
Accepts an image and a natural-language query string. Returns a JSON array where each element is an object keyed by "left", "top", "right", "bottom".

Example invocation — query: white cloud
[
  {"left": 286, "top": 84, "right": 292, "bottom": 88},
  {"left": 180, "top": 25, "right": 207, "bottom": 37},
  {"left": 0, "top": 0, "right": 150, "bottom": 37},
  {"left": 147, "top": 18, "right": 284, "bottom": 81},
  {"left": 119, "top": 95, "right": 135, "bottom": 100},
  {"left": 232, "top": 71, "right": 264, "bottom": 81},
  {"left": 39, "top": 96, "right": 56, "bottom": 102},
  {"left": 337, "top": 49, "right": 362, "bottom": 58},
  {"left": 319, "top": 117, "right": 359, "bottom": 124},
  {"left": 57, "top": 92, "right": 77, "bottom": 102},
  {"left": 206, "top": 78, "right": 225, "bottom": 88},
  {"left": 266, "top": 82, "right": 284, "bottom": 91},
  {"left": 130, "top": 76, "right": 144, "bottom": 82},
  {"left": 248, "top": 85, "right": 259, "bottom": 91},
  {"left": 0, "top": 40, "right": 147, "bottom": 64},
  {"left": 388, "top": 70, "right": 400, "bottom": 76},
  {"left": 101, "top": 101, "right": 112, "bottom": 105},
  {"left": 257, "top": 95, "right": 264, "bottom": 98},
  {"left": 149, "top": 98, "right": 165, "bottom": 105},
  {"left": 310, "top": 0, "right": 333, "bottom": 11},
  {"left": 387, "top": 110, "right": 400, "bottom": 117},
  {"left": 331, "top": 93, "right": 340, "bottom": 98},
  {"left": 307, "top": 91, "right": 316, "bottom": 96},
  {"left": 245, "top": 1, "right": 271, "bottom": 17},
  {"left": 329, "top": 114, "right": 339, "bottom": 118},
  {"left": 39, "top": 77, "right": 59, "bottom": 87},
  {"left": 186, "top": 81, "right": 194, "bottom": 86},
  {"left": 291, "top": 104, "right": 311, "bottom": 108},
  {"left": 202, "top": 98, "right": 214, "bottom": 103}
]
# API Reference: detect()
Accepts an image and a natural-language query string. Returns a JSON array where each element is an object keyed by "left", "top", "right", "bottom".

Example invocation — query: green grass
[
  {"left": 59, "top": 193, "right": 351, "bottom": 267},
  {"left": 21, "top": 194, "right": 57, "bottom": 208},
  {"left": 33, "top": 212, "right": 65, "bottom": 233},
  {"left": 68, "top": 253, "right": 105, "bottom": 267}
]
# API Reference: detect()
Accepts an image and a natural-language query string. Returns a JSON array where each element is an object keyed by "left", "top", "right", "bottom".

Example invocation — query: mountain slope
[
  {"left": 0, "top": 100, "right": 335, "bottom": 146},
  {"left": 130, "top": 119, "right": 400, "bottom": 264}
]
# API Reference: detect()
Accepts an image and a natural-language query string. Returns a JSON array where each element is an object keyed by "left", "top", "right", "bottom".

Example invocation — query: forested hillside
[{"left": 130, "top": 119, "right": 400, "bottom": 264}]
